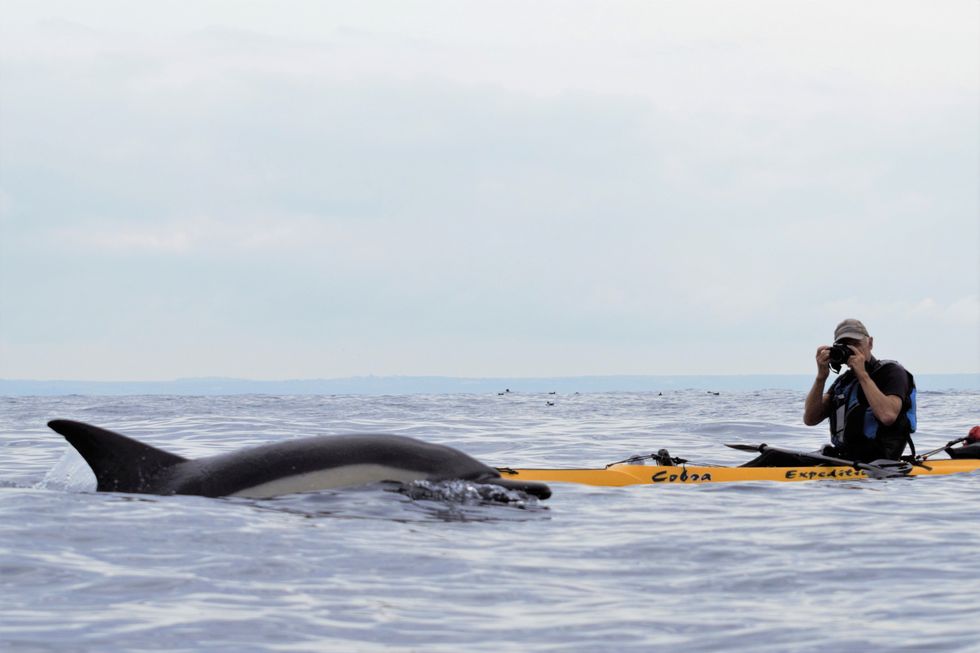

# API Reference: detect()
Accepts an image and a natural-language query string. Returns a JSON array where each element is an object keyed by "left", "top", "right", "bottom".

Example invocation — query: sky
[{"left": 0, "top": 0, "right": 977, "bottom": 380}]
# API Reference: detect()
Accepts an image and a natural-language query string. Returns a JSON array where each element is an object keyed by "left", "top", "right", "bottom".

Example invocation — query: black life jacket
[{"left": 827, "top": 359, "right": 916, "bottom": 461}]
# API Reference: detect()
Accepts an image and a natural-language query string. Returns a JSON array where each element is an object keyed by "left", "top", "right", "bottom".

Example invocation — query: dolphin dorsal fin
[{"left": 47, "top": 419, "right": 187, "bottom": 493}]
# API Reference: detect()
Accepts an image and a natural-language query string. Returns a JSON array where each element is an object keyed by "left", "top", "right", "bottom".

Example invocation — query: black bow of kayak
[{"left": 725, "top": 443, "right": 913, "bottom": 479}]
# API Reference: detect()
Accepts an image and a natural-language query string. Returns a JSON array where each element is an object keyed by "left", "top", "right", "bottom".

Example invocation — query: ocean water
[{"left": 2, "top": 390, "right": 978, "bottom": 653}]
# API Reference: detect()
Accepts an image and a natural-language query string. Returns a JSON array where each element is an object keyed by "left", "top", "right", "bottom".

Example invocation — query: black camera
[{"left": 828, "top": 342, "right": 853, "bottom": 373}]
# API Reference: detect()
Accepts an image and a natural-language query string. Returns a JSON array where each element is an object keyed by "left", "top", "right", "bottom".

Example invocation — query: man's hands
[
  {"left": 815, "top": 346, "right": 832, "bottom": 379},
  {"left": 806, "top": 346, "right": 834, "bottom": 425},
  {"left": 816, "top": 343, "right": 867, "bottom": 378},
  {"left": 845, "top": 345, "right": 868, "bottom": 377}
]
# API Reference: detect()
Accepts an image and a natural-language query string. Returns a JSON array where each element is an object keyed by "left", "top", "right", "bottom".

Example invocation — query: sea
[{"left": 2, "top": 389, "right": 979, "bottom": 653}]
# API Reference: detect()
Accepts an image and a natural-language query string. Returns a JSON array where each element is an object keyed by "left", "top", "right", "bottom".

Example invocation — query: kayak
[{"left": 496, "top": 458, "right": 980, "bottom": 487}]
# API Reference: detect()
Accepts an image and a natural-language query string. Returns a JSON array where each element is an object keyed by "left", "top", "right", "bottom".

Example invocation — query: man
[{"left": 803, "top": 319, "right": 916, "bottom": 462}]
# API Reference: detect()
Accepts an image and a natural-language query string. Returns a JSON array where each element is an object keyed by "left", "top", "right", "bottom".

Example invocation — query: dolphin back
[
  {"left": 47, "top": 419, "right": 188, "bottom": 493},
  {"left": 46, "top": 420, "right": 551, "bottom": 500}
]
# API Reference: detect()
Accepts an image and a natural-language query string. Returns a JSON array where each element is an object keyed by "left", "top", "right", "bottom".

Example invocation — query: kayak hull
[{"left": 497, "top": 459, "right": 980, "bottom": 486}]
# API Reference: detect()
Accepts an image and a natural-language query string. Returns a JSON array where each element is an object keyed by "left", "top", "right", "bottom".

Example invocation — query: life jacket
[{"left": 828, "top": 359, "right": 916, "bottom": 460}]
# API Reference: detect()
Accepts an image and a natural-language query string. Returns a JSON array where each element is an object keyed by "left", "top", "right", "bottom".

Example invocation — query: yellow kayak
[{"left": 497, "top": 458, "right": 980, "bottom": 487}]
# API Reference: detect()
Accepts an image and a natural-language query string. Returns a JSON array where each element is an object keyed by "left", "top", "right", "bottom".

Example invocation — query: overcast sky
[{"left": 1, "top": 1, "right": 977, "bottom": 380}]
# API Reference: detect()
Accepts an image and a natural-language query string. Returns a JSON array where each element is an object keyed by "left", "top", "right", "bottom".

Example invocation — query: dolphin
[{"left": 47, "top": 419, "right": 551, "bottom": 500}]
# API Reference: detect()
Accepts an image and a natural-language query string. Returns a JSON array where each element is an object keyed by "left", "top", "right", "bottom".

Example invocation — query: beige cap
[{"left": 834, "top": 318, "right": 870, "bottom": 342}]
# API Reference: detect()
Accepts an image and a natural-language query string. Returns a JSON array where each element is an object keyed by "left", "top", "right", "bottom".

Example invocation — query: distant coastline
[{"left": 1, "top": 374, "right": 977, "bottom": 396}]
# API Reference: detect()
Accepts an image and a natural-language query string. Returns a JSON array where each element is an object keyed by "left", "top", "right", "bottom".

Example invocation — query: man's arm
[
  {"left": 856, "top": 376, "right": 903, "bottom": 425},
  {"left": 803, "top": 346, "right": 833, "bottom": 425},
  {"left": 846, "top": 348, "right": 904, "bottom": 425}
]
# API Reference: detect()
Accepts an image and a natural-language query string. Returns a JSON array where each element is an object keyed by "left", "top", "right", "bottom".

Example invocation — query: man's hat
[{"left": 834, "top": 318, "right": 870, "bottom": 341}]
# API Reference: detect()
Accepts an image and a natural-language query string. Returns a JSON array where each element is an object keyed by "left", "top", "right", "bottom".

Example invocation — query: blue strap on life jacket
[
  {"left": 841, "top": 378, "right": 878, "bottom": 440},
  {"left": 907, "top": 387, "right": 917, "bottom": 433}
]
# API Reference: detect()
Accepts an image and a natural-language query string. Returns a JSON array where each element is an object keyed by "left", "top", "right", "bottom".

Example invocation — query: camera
[{"left": 828, "top": 342, "right": 853, "bottom": 373}]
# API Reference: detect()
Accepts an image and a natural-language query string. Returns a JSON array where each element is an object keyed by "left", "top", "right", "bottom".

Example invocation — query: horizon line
[{"left": 2, "top": 371, "right": 979, "bottom": 383}]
